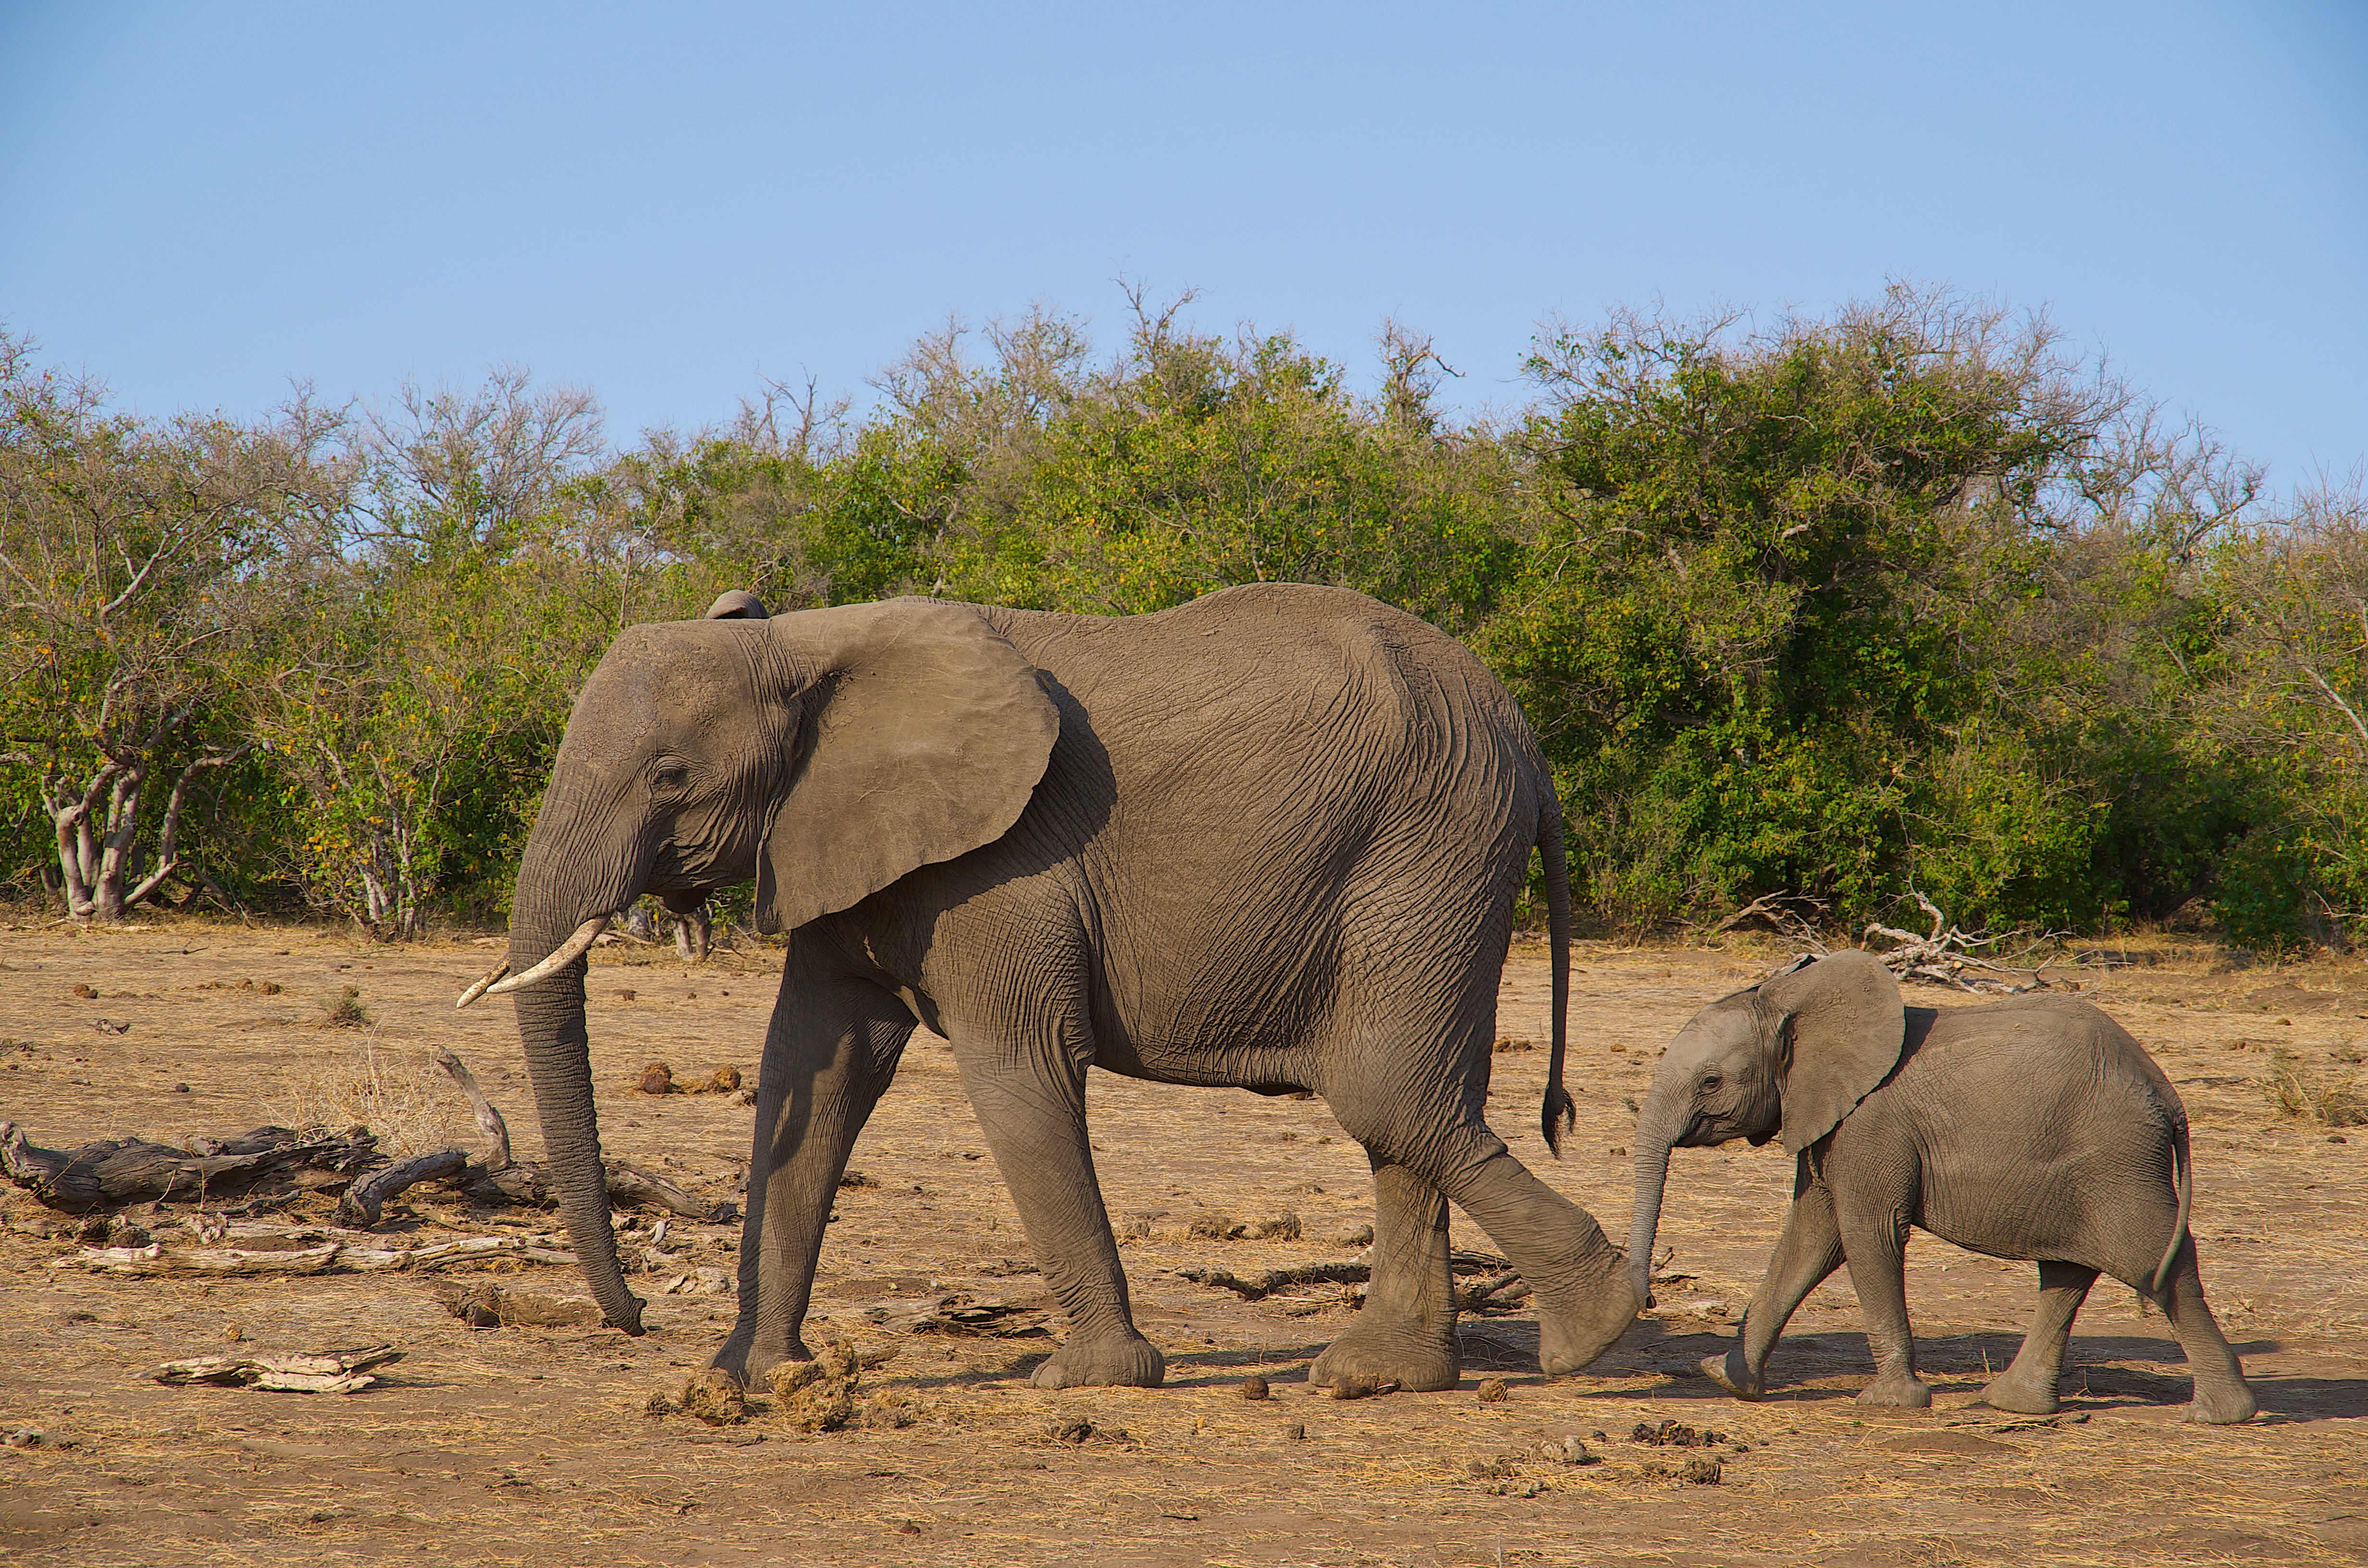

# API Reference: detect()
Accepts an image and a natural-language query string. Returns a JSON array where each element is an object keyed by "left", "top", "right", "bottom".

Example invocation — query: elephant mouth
[{"left": 1673, "top": 1113, "right": 1726, "bottom": 1148}]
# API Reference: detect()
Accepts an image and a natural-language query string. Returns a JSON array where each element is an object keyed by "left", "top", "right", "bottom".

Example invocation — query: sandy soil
[{"left": 0, "top": 919, "right": 2362, "bottom": 1567}]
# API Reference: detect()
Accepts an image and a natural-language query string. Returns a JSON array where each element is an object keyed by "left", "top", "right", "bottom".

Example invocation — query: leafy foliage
[{"left": 0, "top": 288, "right": 2354, "bottom": 949}]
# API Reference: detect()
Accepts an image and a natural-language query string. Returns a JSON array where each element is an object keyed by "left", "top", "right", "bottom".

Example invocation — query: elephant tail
[
  {"left": 2150, "top": 1111, "right": 2194, "bottom": 1299},
  {"left": 1539, "top": 794, "right": 1575, "bottom": 1157}
]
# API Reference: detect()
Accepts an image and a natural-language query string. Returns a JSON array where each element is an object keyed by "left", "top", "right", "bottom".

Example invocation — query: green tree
[
  {"left": 1483, "top": 288, "right": 2114, "bottom": 932},
  {"left": 2197, "top": 486, "right": 2368, "bottom": 947},
  {"left": 256, "top": 371, "right": 613, "bottom": 936},
  {"left": 0, "top": 331, "right": 346, "bottom": 920}
]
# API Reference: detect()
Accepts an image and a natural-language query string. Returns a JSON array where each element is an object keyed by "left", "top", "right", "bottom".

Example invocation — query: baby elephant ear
[
  {"left": 1767, "top": 950, "right": 1906, "bottom": 1156},
  {"left": 756, "top": 598, "right": 1060, "bottom": 935}
]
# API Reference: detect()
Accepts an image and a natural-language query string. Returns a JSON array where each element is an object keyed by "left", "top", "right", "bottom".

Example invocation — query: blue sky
[{"left": 4, "top": 2, "right": 2363, "bottom": 493}]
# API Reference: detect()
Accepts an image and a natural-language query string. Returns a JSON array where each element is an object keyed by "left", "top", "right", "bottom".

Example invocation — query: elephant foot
[
  {"left": 1855, "top": 1372, "right": 1933, "bottom": 1409},
  {"left": 1978, "top": 1372, "right": 2060, "bottom": 1416},
  {"left": 1534, "top": 1275, "right": 1643, "bottom": 1377},
  {"left": 1310, "top": 1324, "right": 1458, "bottom": 1394},
  {"left": 1030, "top": 1331, "right": 1165, "bottom": 1390},
  {"left": 1700, "top": 1349, "right": 1765, "bottom": 1399},
  {"left": 2185, "top": 1383, "right": 2257, "bottom": 1425},
  {"left": 711, "top": 1329, "right": 812, "bottom": 1392}
]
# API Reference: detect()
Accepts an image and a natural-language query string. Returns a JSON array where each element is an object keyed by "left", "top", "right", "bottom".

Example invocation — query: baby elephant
[{"left": 1628, "top": 951, "right": 2256, "bottom": 1423}]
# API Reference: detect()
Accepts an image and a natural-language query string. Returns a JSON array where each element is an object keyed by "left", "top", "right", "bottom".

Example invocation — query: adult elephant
[{"left": 461, "top": 583, "right": 1639, "bottom": 1391}]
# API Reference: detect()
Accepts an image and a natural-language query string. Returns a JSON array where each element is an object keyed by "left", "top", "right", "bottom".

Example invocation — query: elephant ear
[
  {"left": 705, "top": 589, "right": 769, "bottom": 620},
  {"left": 1766, "top": 950, "right": 1906, "bottom": 1156},
  {"left": 755, "top": 598, "right": 1060, "bottom": 934}
]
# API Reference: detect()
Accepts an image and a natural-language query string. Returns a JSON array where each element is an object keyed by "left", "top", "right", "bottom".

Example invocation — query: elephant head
[
  {"left": 463, "top": 591, "right": 1061, "bottom": 1332},
  {"left": 1626, "top": 950, "right": 1903, "bottom": 1303}
]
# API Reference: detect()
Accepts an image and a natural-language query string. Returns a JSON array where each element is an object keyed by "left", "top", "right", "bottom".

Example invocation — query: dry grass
[
  {"left": 261, "top": 1038, "right": 471, "bottom": 1156},
  {"left": 0, "top": 921, "right": 2362, "bottom": 1568},
  {"left": 2264, "top": 1048, "right": 2368, "bottom": 1127},
  {"left": 321, "top": 984, "right": 371, "bottom": 1029}
]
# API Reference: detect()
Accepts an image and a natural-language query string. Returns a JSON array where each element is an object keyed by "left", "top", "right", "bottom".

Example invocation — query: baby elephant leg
[
  {"left": 2158, "top": 1245, "right": 2257, "bottom": 1424},
  {"left": 1982, "top": 1260, "right": 2097, "bottom": 1415},
  {"left": 1841, "top": 1212, "right": 1930, "bottom": 1409},
  {"left": 1705, "top": 1180, "right": 1843, "bottom": 1399}
]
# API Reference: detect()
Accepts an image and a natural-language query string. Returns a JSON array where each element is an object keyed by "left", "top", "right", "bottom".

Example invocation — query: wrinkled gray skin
[
  {"left": 1630, "top": 951, "right": 2255, "bottom": 1423},
  {"left": 499, "top": 582, "right": 1639, "bottom": 1392}
]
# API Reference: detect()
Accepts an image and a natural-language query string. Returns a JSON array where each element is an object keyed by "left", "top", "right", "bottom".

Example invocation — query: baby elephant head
[{"left": 1625, "top": 951, "right": 1905, "bottom": 1303}]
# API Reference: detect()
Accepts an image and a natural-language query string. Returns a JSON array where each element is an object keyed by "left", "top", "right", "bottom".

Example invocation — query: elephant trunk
[
  {"left": 1627, "top": 1090, "right": 1691, "bottom": 1307},
  {"left": 506, "top": 783, "right": 644, "bottom": 1334}
]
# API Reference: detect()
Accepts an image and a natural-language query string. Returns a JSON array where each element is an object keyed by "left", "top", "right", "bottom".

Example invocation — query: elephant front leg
[
  {"left": 712, "top": 975, "right": 914, "bottom": 1389},
  {"left": 1310, "top": 1160, "right": 1457, "bottom": 1393},
  {"left": 954, "top": 1040, "right": 1162, "bottom": 1390},
  {"left": 1840, "top": 1211, "right": 1930, "bottom": 1409},
  {"left": 1705, "top": 1181, "right": 1844, "bottom": 1400},
  {"left": 1981, "top": 1260, "right": 2097, "bottom": 1415}
]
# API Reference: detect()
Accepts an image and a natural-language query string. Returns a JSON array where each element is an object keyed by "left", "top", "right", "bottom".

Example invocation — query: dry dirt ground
[{"left": 0, "top": 919, "right": 2363, "bottom": 1567}]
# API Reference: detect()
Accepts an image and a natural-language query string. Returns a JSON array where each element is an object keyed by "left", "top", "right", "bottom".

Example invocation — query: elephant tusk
[
  {"left": 477, "top": 915, "right": 612, "bottom": 1001},
  {"left": 455, "top": 960, "right": 511, "bottom": 1009}
]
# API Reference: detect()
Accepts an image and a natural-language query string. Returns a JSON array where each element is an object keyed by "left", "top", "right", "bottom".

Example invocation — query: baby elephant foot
[
  {"left": 2185, "top": 1384, "right": 2257, "bottom": 1425},
  {"left": 1310, "top": 1325, "right": 1457, "bottom": 1394},
  {"left": 1979, "top": 1372, "right": 2061, "bottom": 1416},
  {"left": 1856, "top": 1372, "right": 1934, "bottom": 1409},
  {"left": 1030, "top": 1331, "right": 1165, "bottom": 1390},
  {"left": 1700, "top": 1348, "right": 1765, "bottom": 1399}
]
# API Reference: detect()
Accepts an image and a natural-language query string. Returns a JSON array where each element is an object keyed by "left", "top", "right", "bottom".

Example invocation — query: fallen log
[
  {"left": 60, "top": 1241, "right": 343, "bottom": 1276},
  {"left": 1176, "top": 1262, "right": 1371, "bottom": 1300},
  {"left": 429, "top": 1046, "right": 737, "bottom": 1221},
  {"left": 1862, "top": 891, "right": 2056, "bottom": 993},
  {"left": 0, "top": 1122, "right": 377, "bottom": 1213},
  {"left": 151, "top": 1344, "right": 403, "bottom": 1394},
  {"left": 1176, "top": 1252, "right": 1532, "bottom": 1310},
  {"left": 469, "top": 1158, "right": 736, "bottom": 1222},
  {"left": 438, "top": 1280, "right": 604, "bottom": 1328},
  {"left": 432, "top": 1047, "right": 512, "bottom": 1170},
  {"left": 1456, "top": 1271, "right": 1534, "bottom": 1312},
  {"left": 52, "top": 1232, "right": 577, "bottom": 1277},
  {"left": 336, "top": 1149, "right": 469, "bottom": 1228}
]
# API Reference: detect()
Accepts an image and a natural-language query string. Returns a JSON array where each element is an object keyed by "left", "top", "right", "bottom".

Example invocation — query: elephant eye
[
  {"left": 652, "top": 762, "right": 691, "bottom": 793},
  {"left": 1700, "top": 1074, "right": 1722, "bottom": 1094}
]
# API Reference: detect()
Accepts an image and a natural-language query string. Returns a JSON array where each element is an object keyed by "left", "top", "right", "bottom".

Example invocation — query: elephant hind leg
[
  {"left": 1982, "top": 1260, "right": 2097, "bottom": 1415},
  {"left": 948, "top": 993, "right": 1163, "bottom": 1391},
  {"left": 1310, "top": 1159, "right": 1458, "bottom": 1392},
  {"left": 2155, "top": 1245, "right": 2256, "bottom": 1423},
  {"left": 1332, "top": 1102, "right": 1633, "bottom": 1377}
]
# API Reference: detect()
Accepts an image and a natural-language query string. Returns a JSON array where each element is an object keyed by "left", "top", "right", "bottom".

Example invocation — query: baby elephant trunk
[{"left": 1627, "top": 1092, "right": 1690, "bottom": 1304}]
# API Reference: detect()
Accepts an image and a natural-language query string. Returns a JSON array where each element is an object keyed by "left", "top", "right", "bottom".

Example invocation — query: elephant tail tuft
[
  {"left": 1538, "top": 793, "right": 1576, "bottom": 1157},
  {"left": 2149, "top": 1111, "right": 2194, "bottom": 1299}
]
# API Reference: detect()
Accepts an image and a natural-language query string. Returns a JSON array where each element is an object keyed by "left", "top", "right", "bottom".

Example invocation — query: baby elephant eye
[{"left": 1700, "top": 1074, "right": 1722, "bottom": 1094}]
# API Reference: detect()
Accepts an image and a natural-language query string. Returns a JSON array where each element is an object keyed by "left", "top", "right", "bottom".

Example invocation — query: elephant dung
[
  {"left": 765, "top": 1340, "right": 867, "bottom": 1432},
  {"left": 677, "top": 1368, "right": 747, "bottom": 1426}
]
